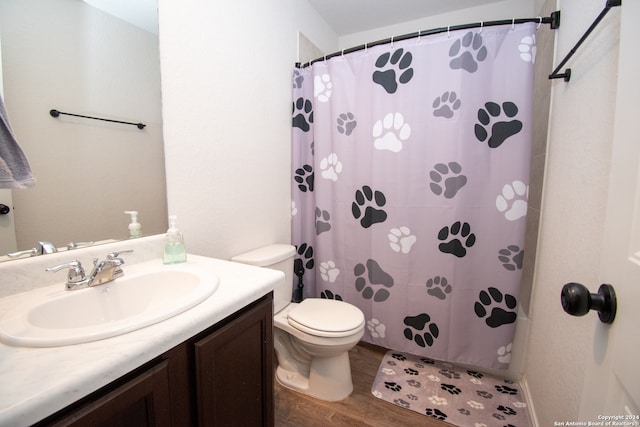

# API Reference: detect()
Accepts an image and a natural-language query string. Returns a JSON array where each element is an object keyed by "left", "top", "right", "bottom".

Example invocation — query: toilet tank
[{"left": 231, "top": 244, "right": 296, "bottom": 313}]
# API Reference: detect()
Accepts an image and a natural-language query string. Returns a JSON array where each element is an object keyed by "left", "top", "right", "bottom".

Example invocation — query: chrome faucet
[
  {"left": 8, "top": 241, "right": 58, "bottom": 259},
  {"left": 46, "top": 250, "right": 133, "bottom": 291}
]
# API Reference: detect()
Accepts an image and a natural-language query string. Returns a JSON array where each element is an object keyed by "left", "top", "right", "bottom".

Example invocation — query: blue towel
[{"left": 0, "top": 93, "right": 35, "bottom": 189}]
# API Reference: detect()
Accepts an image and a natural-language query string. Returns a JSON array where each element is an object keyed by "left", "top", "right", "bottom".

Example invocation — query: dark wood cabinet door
[
  {"left": 194, "top": 294, "right": 274, "bottom": 427},
  {"left": 38, "top": 359, "right": 171, "bottom": 427}
]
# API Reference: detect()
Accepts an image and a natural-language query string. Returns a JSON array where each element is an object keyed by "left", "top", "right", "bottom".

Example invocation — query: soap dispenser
[
  {"left": 124, "top": 211, "right": 142, "bottom": 239},
  {"left": 163, "top": 215, "right": 186, "bottom": 264}
]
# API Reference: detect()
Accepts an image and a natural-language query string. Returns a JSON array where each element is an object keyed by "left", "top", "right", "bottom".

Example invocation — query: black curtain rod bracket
[
  {"left": 549, "top": 0, "right": 622, "bottom": 82},
  {"left": 49, "top": 109, "right": 146, "bottom": 130},
  {"left": 297, "top": 11, "right": 561, "bottom": 69}
]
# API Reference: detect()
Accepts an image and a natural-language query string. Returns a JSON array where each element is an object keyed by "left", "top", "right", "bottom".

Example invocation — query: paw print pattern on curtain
[{"left": 291, "top": 23, "right": 535, "bottom": 370}]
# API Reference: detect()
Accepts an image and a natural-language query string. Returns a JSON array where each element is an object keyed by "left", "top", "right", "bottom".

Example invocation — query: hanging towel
[{"left": 0, "top": 93, "right": 35, "bottom": 189}]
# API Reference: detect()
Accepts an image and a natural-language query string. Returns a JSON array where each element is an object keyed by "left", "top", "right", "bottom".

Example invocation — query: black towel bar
[
  {"left": 49, "top": 109, "right": 146, "bottom": 130},
  {"left": 549, "top": 0, "right": 622, "bottom": 82}
]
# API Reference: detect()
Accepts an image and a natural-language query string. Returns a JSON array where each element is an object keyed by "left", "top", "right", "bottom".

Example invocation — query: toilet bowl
[{"left": 231, "top": 245, "right": 365, "bottom": 401}]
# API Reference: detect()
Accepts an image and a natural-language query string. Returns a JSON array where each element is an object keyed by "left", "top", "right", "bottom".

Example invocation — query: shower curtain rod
[{"left": 296, "top": 11, "right": 561, "bottom": 69}]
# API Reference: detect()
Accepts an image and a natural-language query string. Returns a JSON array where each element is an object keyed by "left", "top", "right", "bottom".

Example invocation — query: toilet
[{"left": 231, "top": 244, "right": 365, "bottom": 402}]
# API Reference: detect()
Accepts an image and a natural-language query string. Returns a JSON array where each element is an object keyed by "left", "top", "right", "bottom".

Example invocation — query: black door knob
[
  {"left": 0, "top": 204, "right": 10, "bottom": 215},
  {"left": 561, "top": 282, "right": 616, "bottom": 324}
]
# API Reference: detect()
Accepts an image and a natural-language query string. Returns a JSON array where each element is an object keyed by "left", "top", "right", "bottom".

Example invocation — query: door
[{"left": 580, "top": 1, "right": 640, "bottom": 420}]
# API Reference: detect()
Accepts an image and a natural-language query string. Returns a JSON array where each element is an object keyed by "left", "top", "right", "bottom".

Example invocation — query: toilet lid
[{"left": 287, "top": 299, "right": 365, "bottom": 337}]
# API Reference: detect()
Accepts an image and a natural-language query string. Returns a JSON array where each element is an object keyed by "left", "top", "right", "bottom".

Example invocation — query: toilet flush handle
[
  {"left": 293, "top": 259, "right": 304, "bottom": 303},
  {"left": 561, "top": 282, "right": 616, "bottom": 324}
]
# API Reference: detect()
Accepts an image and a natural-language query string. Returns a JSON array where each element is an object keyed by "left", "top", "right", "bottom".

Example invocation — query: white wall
[
  {"left": 524, "top": 0, "right": 621, "bottom": 424},
  {"left": 157, "top": 0, "right": 337, "bottom": 260}
]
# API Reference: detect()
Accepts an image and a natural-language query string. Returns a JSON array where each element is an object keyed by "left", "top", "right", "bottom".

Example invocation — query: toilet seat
[{"left": 287, "top": 299, "right": 365, "bottom": 338}]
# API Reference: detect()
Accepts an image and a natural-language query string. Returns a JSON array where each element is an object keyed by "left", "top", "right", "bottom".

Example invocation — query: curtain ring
[
  {"left": 511, "top": 18, "right": 516, "bottom": 31},
  {"left": 390, "top": 36, "right": 394, "bottom": 49},
  {"left": 341, "top": 49, "right": 345, "bottom": 60},
  {"left": 323, "top": 55, "right": 327, "bottom": 63},
  {"left": 416, "top": 30, "right": 421, "bottom": 44},
  {"left": 364, "top": 43, "right": 368, "bottom": 56},
  {"left": 536, "top": 16, "right": 543, "bottom": 30},
  {"left": 447, "top": 26, "right": 451, "bottom": 38},
  {"left": 479, "top": 21, "right": 483, "bottom": 34}
]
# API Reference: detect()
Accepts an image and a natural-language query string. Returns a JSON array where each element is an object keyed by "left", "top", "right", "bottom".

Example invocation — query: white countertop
[{"left": 0, "top": 253, "right": 283, "bottom": 427}]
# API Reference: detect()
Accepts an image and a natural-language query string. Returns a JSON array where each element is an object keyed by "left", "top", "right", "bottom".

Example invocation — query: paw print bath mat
[{"left": 371, "top": 351, "right": 532, "bottom": 427}]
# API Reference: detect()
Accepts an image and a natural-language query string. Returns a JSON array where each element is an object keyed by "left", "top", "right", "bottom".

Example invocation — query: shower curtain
[{"left": 291, "top": 23, "right": 536, "bottom": 370}]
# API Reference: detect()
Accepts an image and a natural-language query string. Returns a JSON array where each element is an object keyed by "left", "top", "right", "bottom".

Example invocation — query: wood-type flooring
[{"left": 274, "top": 342, "right": 449, "bottom": 427}]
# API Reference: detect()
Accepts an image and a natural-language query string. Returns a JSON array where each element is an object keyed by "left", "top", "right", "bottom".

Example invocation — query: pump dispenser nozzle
[
  {"left": 168, "top": 215, "right": 178, "bottom": 233},
  {"left": 124, "top": 211, "right": 142, "bottom": 239},
  {"left": 163, "top": 214, "right": 186, "bottom": 264}
]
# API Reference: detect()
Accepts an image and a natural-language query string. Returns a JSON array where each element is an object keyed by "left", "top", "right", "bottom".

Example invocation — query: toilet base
[{"left": 275, "top": 352, "right": 354, "bottom": 402}]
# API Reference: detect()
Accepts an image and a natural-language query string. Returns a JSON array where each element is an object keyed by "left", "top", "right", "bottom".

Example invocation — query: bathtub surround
[{"left": 292, "top": 23, "right": 535, "bottom": 370}]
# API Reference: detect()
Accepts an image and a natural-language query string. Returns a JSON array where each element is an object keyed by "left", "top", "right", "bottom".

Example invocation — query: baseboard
[{"left": 519, "top": 375, "right": 540, "bottom": 427}]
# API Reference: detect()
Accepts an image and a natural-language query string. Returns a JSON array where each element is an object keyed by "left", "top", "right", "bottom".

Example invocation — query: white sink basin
[{"left": 0, "top": 261, "right": 219, "bottom": 347}]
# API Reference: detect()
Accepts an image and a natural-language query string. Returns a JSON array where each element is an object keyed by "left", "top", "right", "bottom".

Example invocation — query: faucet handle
[
  {"left": 107, "top": 250, "right": 133, "bottom": 260},
  {"left": 46, "top": 260, "right": 87, "bottom": 285},
  {"left": 46, "top": 260, "right": 81, "bottom": 272},
  {"left": 66, "top": 241, "right": 95, "bottom": 250},
  {"left": 7, "top": 248, "right": 38, "bottom": 258}
]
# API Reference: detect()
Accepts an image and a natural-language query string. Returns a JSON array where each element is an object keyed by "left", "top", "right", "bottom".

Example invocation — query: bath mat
[{"left": 371, "top": 351, "right": 532, "bottom": 427}]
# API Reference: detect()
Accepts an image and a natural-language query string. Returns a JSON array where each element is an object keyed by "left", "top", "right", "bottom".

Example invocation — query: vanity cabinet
[
  {"left": 194, "top": 294, "right": 274, "bottom": 426},
  {"left": 34, "top": 293, "right": 274, "bottom": 427}
]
